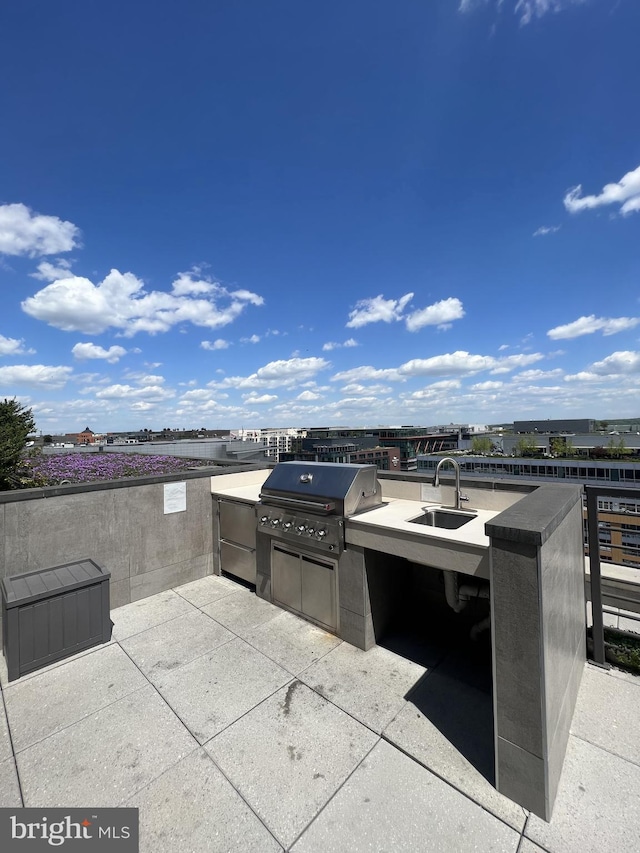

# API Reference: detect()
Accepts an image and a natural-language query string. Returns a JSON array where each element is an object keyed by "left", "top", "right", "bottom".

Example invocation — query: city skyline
[{"left": 1, "top": 1, "right": 639, "bottom": 433}]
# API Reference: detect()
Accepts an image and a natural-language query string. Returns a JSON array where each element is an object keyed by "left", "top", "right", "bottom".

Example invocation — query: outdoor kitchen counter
[
  {"left": 210, "top": 469, "right": 270, "bottom": 504},
  {"left": 210, "top": 484, "right": 262, "bottom": 504},
  {"left": 345, "top": 498, "right": 499, "bottom": 579}
]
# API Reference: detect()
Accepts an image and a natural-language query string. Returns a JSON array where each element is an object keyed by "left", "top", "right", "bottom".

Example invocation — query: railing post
[{"left": 585, "top": 486, "right": 609, "bottom": 669}]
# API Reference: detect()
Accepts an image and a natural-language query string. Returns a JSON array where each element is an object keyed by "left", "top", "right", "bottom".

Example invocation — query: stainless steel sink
[{"left": 408, "top": 507, "right": 477, "bottom": 530}]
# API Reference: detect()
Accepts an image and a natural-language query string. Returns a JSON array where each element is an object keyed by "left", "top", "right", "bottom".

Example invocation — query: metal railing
[{"left": 585, "top": 484, "right": 640, "bottom": 668}]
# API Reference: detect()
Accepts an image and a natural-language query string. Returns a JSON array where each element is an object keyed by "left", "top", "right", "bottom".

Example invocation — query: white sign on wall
[{"left": 164, "top": 481, "right": 187, "bottom": 514}]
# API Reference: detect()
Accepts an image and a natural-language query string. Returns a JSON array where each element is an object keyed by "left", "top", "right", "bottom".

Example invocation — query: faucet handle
[{"left": 459, "top": 493, "right": 470, "bottom": 502}]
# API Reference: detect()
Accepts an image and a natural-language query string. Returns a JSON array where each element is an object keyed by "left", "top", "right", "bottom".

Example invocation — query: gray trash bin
[{"left": 1, "top": 559, "right": 111, "bottom": 682}]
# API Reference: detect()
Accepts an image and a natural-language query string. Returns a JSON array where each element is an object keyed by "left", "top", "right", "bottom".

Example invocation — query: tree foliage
[
  {"left": 0, "top": 398, "right": 36, "bottom": 490},
  {"left": 607, "top": 437, "right": 627, "bottom": 459},
  {"left": 471, "top": 436, "right": 493, "bottom": 455},
  {"left": 550, "top": 436, "right": 574, "bottom": 457},
  {"left": 515, "top": 435, "right": 539, "bottom": 457}
]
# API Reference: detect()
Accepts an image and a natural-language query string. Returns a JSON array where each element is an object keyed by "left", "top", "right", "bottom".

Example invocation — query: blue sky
[{"left": 1, "top": 0, "right": 639, "bottom": 433}]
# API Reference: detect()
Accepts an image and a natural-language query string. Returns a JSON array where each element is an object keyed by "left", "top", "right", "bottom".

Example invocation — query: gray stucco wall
[
  {"left": 487, "top": 484, "right": 585, "bottom": 820},
  {"left": 0, "top": 475, "right": 214, "bottom": 614}
]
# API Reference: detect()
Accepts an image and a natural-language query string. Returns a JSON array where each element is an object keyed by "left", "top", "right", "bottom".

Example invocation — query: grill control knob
[
  {"left": 270, "top": 518, "right": 280, "bottom": 527},
  {"left": 307, "top": 527, "right": 315, "bottom": 536},
  {"left": 296, "top": 524, "right": 306, "bottom": 533},
  {"left": 260, "top": 515, "right": 269, "bottom": 525},
  {"left": 316, "top": 529, "right": 326, "bottom": 539},
  {"left": 283, "top": 521, "right": 292, "bottom": 530}
]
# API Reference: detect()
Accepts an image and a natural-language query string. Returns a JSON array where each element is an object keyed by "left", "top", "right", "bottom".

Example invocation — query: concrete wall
[
  {"left": 487, "top": 484, "right": 585, "bottom": 820},
  {"left": 0, "top": 474, "right": 214, "bottom": 614}
]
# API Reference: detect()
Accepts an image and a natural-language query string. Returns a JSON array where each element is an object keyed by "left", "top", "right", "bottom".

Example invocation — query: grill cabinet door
[
  {"left": 301, "top": 555, "right": 337, "bottom": 631},
  {"left": 272, "top": 545, "right": 302, "bottom": 612}
]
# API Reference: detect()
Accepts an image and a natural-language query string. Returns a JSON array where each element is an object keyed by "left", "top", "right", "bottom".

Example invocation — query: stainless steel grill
[
  {"left": 255, "top": 462, "right": 383, "bottom": 634},
  {"left": 256, "top": 461, "right": 381, "bottom": 555}
]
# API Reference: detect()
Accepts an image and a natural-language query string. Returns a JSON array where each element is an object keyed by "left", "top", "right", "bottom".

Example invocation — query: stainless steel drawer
[
  {"left": 219, "top": 500, "right": 256, "bottom": 549},
  {"left": 220, "top": 540, "right": 256, "bottom": 584}
]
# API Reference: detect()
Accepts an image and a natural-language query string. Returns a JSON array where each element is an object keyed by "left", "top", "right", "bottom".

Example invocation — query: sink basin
[{"left": 408, "top": 507, "right": 478, "bottom": 530}]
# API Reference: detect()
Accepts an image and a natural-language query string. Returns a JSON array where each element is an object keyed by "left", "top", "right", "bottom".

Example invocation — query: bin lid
[{"left": 1, "top": 559, "right": 110, "bottom": 608}]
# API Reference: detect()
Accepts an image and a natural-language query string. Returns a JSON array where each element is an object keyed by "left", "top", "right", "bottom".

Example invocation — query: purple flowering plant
[{"left": 26, "top": 453, "right": 206, "bottom": 486}]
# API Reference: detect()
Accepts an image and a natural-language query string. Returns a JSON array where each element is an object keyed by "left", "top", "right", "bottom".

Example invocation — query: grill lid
[{"left": 259, "top": 461, "right": 381, "bottom": 517}]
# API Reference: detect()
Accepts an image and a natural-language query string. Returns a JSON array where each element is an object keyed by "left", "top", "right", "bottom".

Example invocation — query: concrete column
[{"left": 487, "top": 484, "right": 585, "bottom": 820}]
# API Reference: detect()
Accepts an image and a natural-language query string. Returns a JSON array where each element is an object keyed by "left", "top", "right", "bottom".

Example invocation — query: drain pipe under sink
[{"left": 443, "top": 570, "right": 491, "bottom": 638}]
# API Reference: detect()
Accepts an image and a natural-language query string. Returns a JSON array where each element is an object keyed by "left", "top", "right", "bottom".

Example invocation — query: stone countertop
[
  {"left": 210, "top": 483, "right": 263, "bottom": 504},
  {"left": 210, "top": 470, "right": 269, "bottom": 503},
  {"left": 345, "top": 499, "right": 499, "bottom": 579}
]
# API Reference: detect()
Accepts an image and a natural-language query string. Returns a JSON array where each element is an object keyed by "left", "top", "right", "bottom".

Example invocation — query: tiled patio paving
[{"left": 1, "top": 573, "right": 639, "bottom": 852}]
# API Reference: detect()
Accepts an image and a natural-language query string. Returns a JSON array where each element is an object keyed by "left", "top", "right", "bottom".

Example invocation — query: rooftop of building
[{"left": 1, "top": 572, "right": 639, "bottom": 852}]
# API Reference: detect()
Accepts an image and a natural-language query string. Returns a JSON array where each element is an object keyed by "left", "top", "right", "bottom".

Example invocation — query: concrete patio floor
[{"left": 1, "top": 573, "right": 639, "bottom": 852}]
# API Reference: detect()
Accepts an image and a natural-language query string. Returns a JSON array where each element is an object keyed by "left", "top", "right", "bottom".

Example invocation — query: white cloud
[
  {"left": 22, "top": 267, "right": 264, "bottom": 336},
  {"left": 210, "top": 357, "right": 330, "bottom": 391},
  {"left": 405, "top": 298, "right": 465, "bottom": 332},
  {"left": 122, "top": 371, "right": 165, "bottom": 385},
  {"left": 512, "top": 368, "right": 564, "bottom": 382},
  {"left": 30, "top": 258, "right": 74, "bottom": 281},
  {"left": 564, "top": 165, "right": 640, "bottom": 216},
  {"left": 71, "top": 342, "right": 127, "bottom": 364},
  {"left": 297, "top": 390, "right": 321, "bottom": 401},
  {"left": 489, "top": 353, "right": 545, "bottom": 373},
  {"left": 346, "top": 293, "right": 413, "bottom": 329},
  {"left": 0, "top": 364, "right": 72, "bottom": 389},
  {"left": 407, "top": 380, "right": 462, "bottom": 400},
  {"left": 242, "top": 394, "right": 278, "bottom": 404},
  {"left": 335, "top": 396, "right": 384, "bottom": 409},
  {"left": 590, "top": 351, "right": 640, "bottom": 375},
  {"left": 322, "top": 338, "right": 359, "bottom": 351},
  {"left": 471, "top": 380, "right": 504, "bottom": 390},
  {"left": 459, "top": 0, "right": 590, "bottom": 26},
  {"left": 340, "top": 383, "right": 392, "bottom": 396},
  {"left": 95, "top": 384, "right": 175, "bottom": 401},
  {"left": 241, "top": 334, "right": 261, "bottom": 344},
  {"left": 533, "top": 225, "right": 561, "bottom": 237},
  {"left": 330, "top": 351, "right": 544, "bottom": 391},
  {"left": 0, "top": 203, "right": 80, "bottom": 257},
  {"left": 515, "top": 0, "right": 589, "bottom": 26},
  {"left": 547, "top": 315, "right": 640, "bottom": 339},
  {"left": 0, "top": 335, "right": 35, "bottom": 356},
  {"left": 563, "top": 371, "right": 604, "bottom": 383},
  {"left": 344, "top": 294, "right": 463, "bottom": 334},
  {"left": 201, "top": 339, "right": 230, "bottom": 351},
  {"left": 331, "top": 365, "right": 404, "bottom": 384},
  {"left": 171, "top": 270, "right": 217, "bottom": 296},
  {"left": 400, "top": 351, "right": 543, "bottom": 377},
  {"left": 180, "top": 389, "right": 215, "bottom": 402},
  {"left": 242, "top": 358, "right": 329, "bottom": 388}
]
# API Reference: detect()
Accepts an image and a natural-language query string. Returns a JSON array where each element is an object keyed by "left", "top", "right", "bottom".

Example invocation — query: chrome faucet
[{"left": 433, "top": 457, "right": 468, "bottom": 510}]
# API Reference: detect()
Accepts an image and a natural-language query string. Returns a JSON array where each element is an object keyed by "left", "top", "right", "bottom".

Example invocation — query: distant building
[
  {"left": 281, "top": 436, "right": 401, "bottom": 471},
  {"left": 233, "top": 428, "right": 307, "bottom": 462},
  {"left": 303, "top": 426, "right": 462, "bottom": 471},
  {"left": 68, "top": 426, "right": 96, "bottom": 445},
  {"left": 513, "top": 418, "right": 597, "bottom": 434}
]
